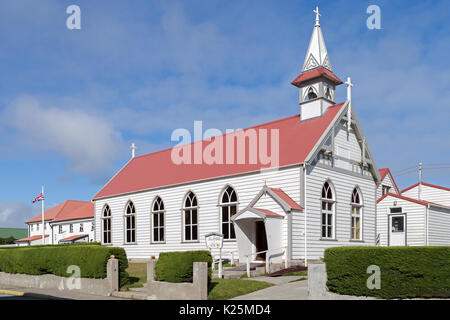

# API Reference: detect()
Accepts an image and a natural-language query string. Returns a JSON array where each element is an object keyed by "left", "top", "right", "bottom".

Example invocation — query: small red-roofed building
[
  {"left": 376, "top": 168, "right": 400, "bottom": 199},
  {"left": 377, "top": 193, "right": 450, "bottom": 246},
  {"left": 19, "top": 200, "right": 94, "bottom": 245}
]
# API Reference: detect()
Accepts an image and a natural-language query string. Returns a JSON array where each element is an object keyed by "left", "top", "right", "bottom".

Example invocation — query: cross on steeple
[
  {"left": 131, "top": 143, "right": 136, "bottom": 159},
  {"left": 313, "top": 6, "right": 321, "bottom": 26},
  {"left": 345, "top": 77, "right": 353, "bottom": 101}
]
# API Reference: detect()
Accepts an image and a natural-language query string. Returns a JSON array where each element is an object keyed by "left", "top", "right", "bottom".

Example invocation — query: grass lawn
[
  {"left": 123, "top": 262, "right": 147, "bottom": 290},
  {"left": 208, "top": 279, "right": 273, "bottom": 300}
]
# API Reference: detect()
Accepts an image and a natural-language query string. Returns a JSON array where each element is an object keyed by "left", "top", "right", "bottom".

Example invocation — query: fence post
[
  {"left": 193, "top": 262, "right": 208, "bottom": 300},
  {"left": 230, "top": 252, "right": 234, "bottom": 266},
  {"left": 266, "top": 251, "right": 270, "bottom": 274},
  {"left": 146, "top": 259, "right": 156, "bottom": 283},
  {"left": 308, "top": 262, "right": 328, "bottom": 297},
  {"left": 106, "top": 257, "right": 119, "bottom": 293},
  {"left": 246, "top": 256, "right": 250, "bottom": 278}
]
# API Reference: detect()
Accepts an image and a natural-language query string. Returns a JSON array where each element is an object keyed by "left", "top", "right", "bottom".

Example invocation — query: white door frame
[{"left": 388, "top": 213, "right": 406, "bottom": 246}]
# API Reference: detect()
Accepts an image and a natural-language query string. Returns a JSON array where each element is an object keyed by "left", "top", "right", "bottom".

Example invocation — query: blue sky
[{"left": 1, "top": 0, "right": 450, "bottom": 227}]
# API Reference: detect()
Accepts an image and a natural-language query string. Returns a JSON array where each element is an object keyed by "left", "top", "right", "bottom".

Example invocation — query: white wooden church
[{"left": 92, "top": 9, "right": 382, "bottom": 264}]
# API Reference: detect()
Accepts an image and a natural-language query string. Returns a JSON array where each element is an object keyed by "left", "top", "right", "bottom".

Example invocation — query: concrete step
[{"left": 112, "top": 290, "right": 151, "bottom": 300}]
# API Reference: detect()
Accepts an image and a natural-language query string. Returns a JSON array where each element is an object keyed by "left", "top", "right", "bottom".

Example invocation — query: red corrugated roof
[
  {"left": 94, "top": 103, "right": 345, "bottom": 200},
  {"left": 15, "top": 235, "right": 49, "bottom": 242},
  {"left": 401, "top": 182, "right": 450, "bottom": 194},
  {"left": 253, "top": 208, "right": 283, "bottom": 218},
  {"left": 377, "top": 192, "right": 450, "bottom": 210},
  {"left": 27, "top": 200, "right": 92, "bottom": 224},
  {"left": 269, "top": 187, "right": 303, "bottom": 211},
  {"left": 52, "top": 202, "right": 93, "bottom": 223},
  {"left": 60, "top": 234, "right": 88, "bottom": 242},
  {"left": 291, "top": 67, "right": 343, "bottom": 87}
]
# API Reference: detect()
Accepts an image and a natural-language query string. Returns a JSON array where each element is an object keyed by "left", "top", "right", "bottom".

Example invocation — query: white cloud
[
  {"left": 0, "top": 201, "right": 39, "bottom": 228},
  {"left": 2, "top": 96, "right": 124, "bottom": 180}
]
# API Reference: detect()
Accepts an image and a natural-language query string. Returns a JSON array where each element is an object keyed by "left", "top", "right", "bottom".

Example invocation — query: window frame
[
  {"left": 219, "top": 186, "right": 238, "bottom": 241},
  {"left": 124, "top": 201, "right": 137, "bottom": 245},
  {"left": 182, "top": 191, "right": 199, "bottom": 243},
  {"left": 350, "top": 187, "right": 363, "bottom": 241},
  {"left": 151, "top": 196, "right": 166, "bottom": 244},
  {"left": 320, "top": 181, "right": 336, "bottom": 240},
  {"left": 101, "top": 204, "right": 112, "bottom": 245}
]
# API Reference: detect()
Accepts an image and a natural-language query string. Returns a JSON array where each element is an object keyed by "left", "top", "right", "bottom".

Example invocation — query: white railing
[
  {"left": 244, "top": 246, "right": 287, "bottom": 277},
  {"left": 211, "top": 251, "right": 238, "bottom": 279}
]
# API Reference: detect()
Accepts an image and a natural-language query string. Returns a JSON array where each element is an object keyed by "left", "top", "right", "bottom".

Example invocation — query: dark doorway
[{"left": 255, "top": 221, "right": 268, "bottom": 260}]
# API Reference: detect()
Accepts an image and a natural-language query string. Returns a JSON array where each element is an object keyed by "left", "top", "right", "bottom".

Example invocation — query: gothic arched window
[
  {"left": 321, "top": 181, "right": 335, "bottom": 239},
  {"left": 124, "top": 201, "right": 136, "bottom": 243},
  {"left": 102, "top": 205, "right": 112, "bottom": 244},
  {"left": 351, "top": 188, "right": 363, "bottom": 240},
  {"left": 220, "top": 186, "right": 238, "bottom": 240},
  {"left": 307, "top": 87, "right": 318, "bottom": 100},
  {"left": 152, "top": 197, "right": 165, "bottom": 243},
  {"left": 183, "top": 192, "right": 198, "bottom": 241}
]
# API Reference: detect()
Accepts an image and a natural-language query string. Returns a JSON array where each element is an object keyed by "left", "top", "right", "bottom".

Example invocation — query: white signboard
[{"left": 205, "top": 232, "right": 223, "bottom": 249}]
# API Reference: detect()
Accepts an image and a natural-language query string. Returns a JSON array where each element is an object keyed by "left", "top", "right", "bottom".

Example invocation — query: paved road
[
  {"left": 0, "top": 288, "right": 128, "bottom": 300},
  {"left": 232, "top": 278, "right": 377, "bottom": 300}
]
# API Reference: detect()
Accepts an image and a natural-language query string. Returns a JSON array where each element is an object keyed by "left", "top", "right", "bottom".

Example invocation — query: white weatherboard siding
[
  {"left": 94, "top": 166, "right": 301, "bottom": 260},
  {"left": 52, "top": 219, "right": 95, "bottom": 244},
  {"left": 302, "top": 164, "right": 376, "bottom": 260},
  {"left": 428, "top": 206, "right": 450, "bottom": 246},
  {"left": 377, "top": 173, "right": 398, "bottom": 199},
  {"left": 376, "top": 196, "right": 426, "bottom": 246},
  {"left": 403, "top": 184, "right": 450, "bottom": 207}
]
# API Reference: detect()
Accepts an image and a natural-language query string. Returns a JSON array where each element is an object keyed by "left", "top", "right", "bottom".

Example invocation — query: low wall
[
  {"left": 145, "top": 260, "right": 208, "bottom": 300},
  {"left": 0, "top": 258, "right": 119, "bottom": 297}
]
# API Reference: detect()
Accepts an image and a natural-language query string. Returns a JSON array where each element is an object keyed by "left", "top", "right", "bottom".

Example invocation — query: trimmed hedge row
[
  {"left": 324, "top": 246, "right": 450, "bottom": 299},
  {"left": 0, "top": 245, "right": 129, "bottom": 287},
  {"left": 155, "top": 250, "right": 212, "bottom": 283}
]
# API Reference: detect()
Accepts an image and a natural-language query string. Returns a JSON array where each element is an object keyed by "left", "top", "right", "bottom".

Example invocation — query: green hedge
[
  {"left": 0, "top": 245, "right": 129, "bottom": 287},
  {"left": 155, "top": 250, "right": 212, "bottom": 283},
  {"left": 324, "top": 246, "right": 450, "bottom": 299}
]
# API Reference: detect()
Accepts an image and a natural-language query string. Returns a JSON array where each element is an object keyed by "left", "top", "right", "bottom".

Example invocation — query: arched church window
[
  {"left": 321, "top": 181, "right": 335, "bottom": 239},
  {"left": 307, "top": 88, "right": 318, "bottom": 100},
  {"left": 351, "top": 188, "right": 363, "bottom": 240},
  {"left": 325, "top": 87, "right": 332, "bottom": 100},
  {"left": 183, "top": 192, "right": 198, "bottom": 241},
  {"left": 152, "top": 196, "right": 165, "bottom": 243},
  {"left": 102, "top": 204, "right": 112, "bottom": 244},
  {"left": 124, "top": 201, "right": 136, "bottom": 244},
  {"left": 220, "top": 186, "right": 238, "bottom": 240}
]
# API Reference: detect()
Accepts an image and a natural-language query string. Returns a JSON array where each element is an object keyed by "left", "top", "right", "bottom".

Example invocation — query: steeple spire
[{"left": 302, "top": 6, "right": 332, "bottom": 72}]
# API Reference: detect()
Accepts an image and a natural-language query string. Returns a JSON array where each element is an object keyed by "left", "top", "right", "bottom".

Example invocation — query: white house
[
  {"left": 376, "top": 167, "right": 450, "bottom": 247},
  {"left": 377, "top": 192, "right": 450, "bottom": 246},
  {"left": 92, "top": 9, "right": 382, "bottom": 264},
  {"left": 17, "top": 200, "right": 95, "bottom": 245},
  {"left": 402, "top": 182, "right": 450, "bottom": 207}
]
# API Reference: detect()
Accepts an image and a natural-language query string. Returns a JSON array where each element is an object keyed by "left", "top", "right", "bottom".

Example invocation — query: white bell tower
[{"left": 291, "top": 7, "right": 343, "bottom": 121}]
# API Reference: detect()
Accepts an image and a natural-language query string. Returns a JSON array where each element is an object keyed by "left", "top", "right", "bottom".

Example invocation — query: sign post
[{"left": 205, "top": 232, "right": 224, "bottom": 279}]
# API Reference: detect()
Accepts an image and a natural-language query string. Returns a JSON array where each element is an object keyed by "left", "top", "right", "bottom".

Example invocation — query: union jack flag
[{"left": 32, "top": 193, "right": 44, "bottom": 203}]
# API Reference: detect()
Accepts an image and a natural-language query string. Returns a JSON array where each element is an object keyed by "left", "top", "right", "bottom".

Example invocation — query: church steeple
[
  {"left": 291, "top": 7, "right": 343, "bottom": 121},
  {"left": 302, "top": 7, "right": 333, "bottom": 72}
]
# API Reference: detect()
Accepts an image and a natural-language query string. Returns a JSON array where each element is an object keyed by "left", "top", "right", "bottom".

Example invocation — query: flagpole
[{"left": 41, "top": 185, "right": 45, "bottom": 245}]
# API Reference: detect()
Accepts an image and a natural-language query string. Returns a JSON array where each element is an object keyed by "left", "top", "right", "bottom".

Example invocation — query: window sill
[
  {"left": 223, "top": 239, "right": 237, "bottom": 243},
  {"left": 320, "top": 238, "right": 338, "bottom": 241},
  {"left": 151, "top": 241, "right": 166, "bottom": 245},
  {"left": 181, "top": 240, "right": 200, "bottom": 244},
  {"left": 350, "top": 239, "right": 364, "bottom": 243},
  {"left": 123, "top": 243, "right": 138, "bottom": 246}
]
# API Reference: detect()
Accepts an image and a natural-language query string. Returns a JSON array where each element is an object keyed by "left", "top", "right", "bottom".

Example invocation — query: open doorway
[{"left": 255, "top": 221, "right": 268, "bottom": 260}]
